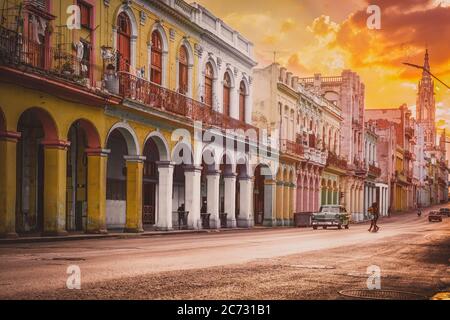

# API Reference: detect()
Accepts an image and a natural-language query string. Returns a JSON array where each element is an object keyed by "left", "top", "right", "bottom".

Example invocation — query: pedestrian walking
[
  {"left": 368, "top": 202, "right": 380, "bottom": 232},
  {"left": 387, "top": 205, "right": 392, "bottom": 218}
]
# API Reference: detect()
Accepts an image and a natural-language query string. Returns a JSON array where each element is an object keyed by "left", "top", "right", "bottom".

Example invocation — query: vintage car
[
  {"left": 428, "top": 211, "right": 443, "bottom": 222},
  {"left": 311, "top": 205, "right": 350, "bottom": 230},
  {"left": 438, "top": 208, "right": 450, "bottom": 217}
]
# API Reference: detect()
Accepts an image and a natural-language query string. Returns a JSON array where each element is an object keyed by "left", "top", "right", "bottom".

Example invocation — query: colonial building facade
[
  {"left": 301, "top": 71, "right": 366, "bottom": 217},
  {"left": 0, "top": 0, "right": 283, "bottom": 237},
  {"left": 252, "top": 63, "right": 329, "bottom": 225}
]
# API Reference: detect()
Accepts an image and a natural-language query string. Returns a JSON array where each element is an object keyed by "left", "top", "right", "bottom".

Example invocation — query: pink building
[{"left": 301, "top": 70, "right": 366, "bottom": 216}]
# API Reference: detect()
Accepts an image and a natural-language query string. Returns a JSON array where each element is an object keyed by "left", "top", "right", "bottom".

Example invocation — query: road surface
[{"left": 0, "top": 207, "right": 449, "bottom": 299}]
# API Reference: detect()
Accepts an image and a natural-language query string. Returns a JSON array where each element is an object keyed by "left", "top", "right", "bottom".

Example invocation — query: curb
[{"left": 0, "top": 227, "right": 263, "bottom": 245}]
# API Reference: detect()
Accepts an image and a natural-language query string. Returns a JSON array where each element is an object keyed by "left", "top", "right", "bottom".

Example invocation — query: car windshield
[{"left": 320, "top": 206, "right": 340, "bottom": 213}]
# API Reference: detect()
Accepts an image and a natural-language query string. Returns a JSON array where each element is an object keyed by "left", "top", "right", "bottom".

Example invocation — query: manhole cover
[{"left": 339, "top": 289, "right": 426, "bottom": 300}]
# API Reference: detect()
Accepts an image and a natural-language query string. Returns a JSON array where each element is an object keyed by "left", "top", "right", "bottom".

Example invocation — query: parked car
[
  {"left": 428, "top": 211, "right": 443, "bottom": 222},
  {"left": 312, "top": 205, "right": 350, "bottom": 230},
  {"left": 439, "top": 208, "right": 450, "bottom": 217}
]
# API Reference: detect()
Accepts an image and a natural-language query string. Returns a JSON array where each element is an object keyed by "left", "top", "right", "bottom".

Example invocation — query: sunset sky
[{"left": 197, "top": 0, "right": 450, "bottom": 135}]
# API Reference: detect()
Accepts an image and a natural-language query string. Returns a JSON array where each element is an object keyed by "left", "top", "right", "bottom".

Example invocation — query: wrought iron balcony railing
[
  {"left": 280, "top": 139, "right": 303, "bottom": 157},
  {"left": 0, "top": 26, "right": 96, "bottom": 87},
  {"left": 116, "top": 72, "right": 258, "bottom": 133},
  {"left": 368, "top": 164, "right": 381, "bottom": 177},
  {"left": 405, "top": 126, "right": 414, "bottom": 138},
  {"left": 326, "top": 151, "right": 347, "bottom": 171}
]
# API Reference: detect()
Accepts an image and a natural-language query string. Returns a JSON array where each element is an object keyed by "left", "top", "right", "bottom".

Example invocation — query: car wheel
[
  {"left": 338, "top": 224, "right": 342, "bottom": 230},
  {"left": 323, "top": 226, "right": 327, "bottom": 229},
  {"left": 313, "top": 226, "right": 317, "bottom": 230},
  {"left": 345, "top": 225, "right": 349, "bottom": 229}
]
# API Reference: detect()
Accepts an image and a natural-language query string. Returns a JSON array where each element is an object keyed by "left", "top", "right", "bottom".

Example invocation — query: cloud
[
  {"left": 280, "top": 18, "right": 296, "bottom": 33},
  {"left": 307, "top": 15, "right": 339, "bottom": 36}
]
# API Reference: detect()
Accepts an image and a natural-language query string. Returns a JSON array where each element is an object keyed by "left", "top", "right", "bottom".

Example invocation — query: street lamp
[{"left": 402, "top": 62, "right": 450, "bottom": 90}]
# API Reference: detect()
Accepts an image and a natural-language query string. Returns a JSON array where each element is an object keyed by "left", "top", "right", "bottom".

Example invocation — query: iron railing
[
  {"left": 280, "top": 139, "right": 303, "bottom": 157},
  {"left": 117, "top": 72, "right": 258, "bottom": 132},
  {"left": 326, "top": 151, "right": 347, "bottom": 170},
  {"left": 0, "top": 26, "right": 96, "bottom": 86}
]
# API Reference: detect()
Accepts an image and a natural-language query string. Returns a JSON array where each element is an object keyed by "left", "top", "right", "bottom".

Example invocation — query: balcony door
[
  {"left": 151, "top": 31, "right": 163, "bottom": 85},
  {"left": 204, "top": 62, "right": 214, "bottom": 107},
  {"left": 117, "top": 12, "right": 131, "bottom": 72},
  {"left": 239, "top": 81, "right": 246, "bottom": 122},
  {"left": 178, "top": 45, "right": 188, "bottom": 94},
  {"left": 223, "top": 72, "right": 231, "bottom": 116}
]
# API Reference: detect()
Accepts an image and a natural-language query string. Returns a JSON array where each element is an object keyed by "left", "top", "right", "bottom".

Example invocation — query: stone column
[
  {"left": 308, "top": 182, "right": 314, "bottom": 212},
  {"left": 363, "top": 184, "right": 367, "bottom": 214},
  {"left": 156, "top": 161, "right": 174, "bottom": 231},
  {"left": 224, "top": 173, "right": 237, "bottom": 228},
  {"left": 207, "top": 169, "right": 221, "bottom": 229},
  {"left": 276, "top": 180, "right": 284, "bottom": 225},
  {"left": 345, "top": 183, "right": 351, "bottom": 215},
  {"left": 372, "top": 187, "right": 377, "bottom": 207},
  {"left": 303, "top": 186, "right": 309, "bottom": 213},
  {"left": 124, "top": 155, "right": 145, "bottom": 233},
  {"left": 42, "top": 140, "right": 70, "bottom": 236},
  {"left": 85, "top": 148, "right": 109, "bottom": 234},
  {"left": 263, "top": 179, "right": 277, "bottom": 226},
  {"left": 289, "top": 183, "right": 296, "bottom": 225},
  {"left": 283, "top": 182, "right": 290, "bottom": 225},
  {"left": 184, "top": 165, "right": 202, "bottom": 229},
  {"left": 238, "top": 176, "right": 253, "bottom": 227},
  {"left": 315, "top": 185, "right": 321, "bottom": 212},
  {"left": 296, "top": 177, "right": 303, "bottom": 212},
  {"left": 0, "top": 131, "right": 20, "bottom": 238}
]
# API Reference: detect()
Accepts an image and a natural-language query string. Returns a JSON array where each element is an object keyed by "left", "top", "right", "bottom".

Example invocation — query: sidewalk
[{"left": 0, "top": 226, "right": 261, "bottom": 245}]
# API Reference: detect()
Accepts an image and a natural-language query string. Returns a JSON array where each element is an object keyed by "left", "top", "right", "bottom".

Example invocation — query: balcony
[
  {"left": 303, "top": 146, "right": 327, "bottom": 166},
  {"left": 405, "top": 126, "right": 414, "bottom": 139},
  {"left": 326, "top": 151, "right": 348, "bottom": 171},
  {"left": 404, "top": 150, "right": 415, "bottom": 161},
  {"left": 352, "top": 118, "right": 362, "bottom": 129},
  {"left": 115, "top": 72, "right": 257, "bottom": 132},
  {"left": 368, "top": 163, "right": 381, "bottom": 177},
  {"left": 0, "top": 26, "right": 96, "bottom": 88},
  {"left": 353, "top": 158, "right": 367, "bottom": 176},
  {"left": 280, "top": 139, "right": 304, "bottom": 157},
  {"left": 395, "top": 170, "right": 408, "bottom": 184}
]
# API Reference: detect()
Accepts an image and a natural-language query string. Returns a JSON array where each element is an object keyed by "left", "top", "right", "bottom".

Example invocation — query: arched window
[
  {"left": 328, "top": 128, "right": 332, "bottom": 150},
  {"left": 290, "top": 110, "right": 295, "bottom": 141},
  {"left": 204, "top": 62, "right": 214, "bottom": 107},
  {"left": 117, "top": 12, "right": 131, "bottom": 72},
  {"left": 178, "top": 45, "right": 188, "bottom": 94},
  {"left": 223, "top": 72, "right": 231, "bottom": 116},
  {"left": 151, "top": 31, "right": 163, "bottom": 85},
  {"left": 239, "top": 81, "right": 246, "bottom": 122},
  {"left": 334, "top": 131, "right": 338, "bottom": 153}
]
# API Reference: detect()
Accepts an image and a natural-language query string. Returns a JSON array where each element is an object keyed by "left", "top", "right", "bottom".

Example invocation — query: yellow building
[{"left": 0, "top": 0, "right": 262, "bottom": 237}]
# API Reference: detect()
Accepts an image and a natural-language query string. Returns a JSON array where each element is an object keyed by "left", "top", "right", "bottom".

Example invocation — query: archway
[
  {"left": 171, "top": 141, "right": 193, "bottom": 229},
  {"left": 142, "top": 133, "right": 169, "bottom": 229},
  {"left": 16, "top": 108, "right": 58, "bottom": 233},
  {"left": 66, "top": 119, "right": 100, "bottom": 232},
  {"left": 105, "top": 123, "right": 139, "bottom": 231},
  {"left": 253, "top": 163, "right": 272, "bottom": 226}
]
